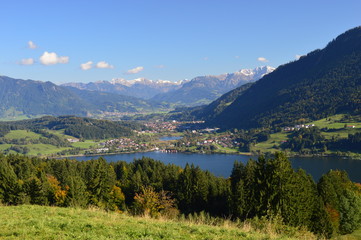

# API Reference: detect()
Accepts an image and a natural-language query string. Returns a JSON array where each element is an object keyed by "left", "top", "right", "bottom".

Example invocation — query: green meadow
[
  {"left": 253, "top": 114, "right": 361, "bottom": 155},
  {"left": 0, "top": 205, "right": 316, "bottom": 240}
]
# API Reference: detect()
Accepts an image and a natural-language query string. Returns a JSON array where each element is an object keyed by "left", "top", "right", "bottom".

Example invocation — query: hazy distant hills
[
  {"left": 202, "top": 27, "right": 361, "bottom": 129},
  {"left": 0, "top": 76, "right": 168, "bottom": 119},
  {"left": 62, "top": 78, "right": 186, "bottom": 100},
  {"left": 0, "top": 66, "right": 274, "bottom": 119},
  {"left": 62, "top": 66, "right": 274, "bottom": 106},
  {"left": 0, "top": 76, "right": 88, "bottom": 117}
]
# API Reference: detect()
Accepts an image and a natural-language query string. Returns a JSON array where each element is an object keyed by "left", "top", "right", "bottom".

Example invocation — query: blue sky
[{"left": 1, "top": 0, "right": 360, "bottom": 84}]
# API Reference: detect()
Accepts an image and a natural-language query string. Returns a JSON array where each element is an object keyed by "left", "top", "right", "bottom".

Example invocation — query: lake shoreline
[
  {"left": 54, "top": 148, "right": 360, "bottom": 161},
  {"left": 68, "top": 151, "right": 361, "bottom": 182}
]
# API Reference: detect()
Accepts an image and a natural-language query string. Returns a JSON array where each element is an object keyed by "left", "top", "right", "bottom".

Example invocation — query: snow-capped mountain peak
[
  {"left": 61, "top": 66, "right": 275, "bottom": 103},
  {"left": 236, "top": 66, "right": 275, "bottom": 79}
]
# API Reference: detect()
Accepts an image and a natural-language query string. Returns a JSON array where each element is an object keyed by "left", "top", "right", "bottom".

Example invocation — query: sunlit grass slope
[{"left": 0, "top": 205, "right": 314, "bottom": 240}]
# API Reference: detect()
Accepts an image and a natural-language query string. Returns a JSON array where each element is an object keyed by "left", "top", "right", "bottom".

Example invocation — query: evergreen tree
[
  {"left": 24, "top": 176, "right": 49, "bottom": 205},
  {"left": 318, "top": 170, "right": 361, "bottom": 235},
  {"left": 229, "top": 161, "right": 246, "bottom": 218},
  {"left": 84, "top": 158, "right": 116, "bottom": 207},
  {"left": 0, "top": 155, "right": 20, "bottom": 204},
  {"left": 65, "top": 175, "right": 88, "bottom": 207}
]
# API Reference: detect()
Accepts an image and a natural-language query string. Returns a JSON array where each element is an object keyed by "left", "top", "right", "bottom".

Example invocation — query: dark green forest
[
  {"left": 281, "top": 127, "right": 361, "bottom": 154},
  {"left": 0, "top": 152, "right": 360, "bottom": 238},
  {"left": 197, "top": 27, "right": 361, "bottom": 129},
  {"left": 0, "top": 116, "right": 145, "bottom": 139}
]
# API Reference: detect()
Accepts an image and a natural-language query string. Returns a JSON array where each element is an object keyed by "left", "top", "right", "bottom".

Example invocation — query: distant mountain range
[
  {"left": 62, "top": 66, "right": 275, "bottom": 106},
  {"left": 196, "top": 26, "right": 361, "bottom": 129},
  {"left": 151, "top": 66, "right": 275, "bottom": 106},
  {"left": 2, "top": 27, "right": 360, "bottom": 125},
  {"left": 62, "top": 78, "right": 186, "bottom": 100},
  {"left": 0, "top": 66, "right": 274, "bottom": 119},
  {"left": 0, "top": 76, "right": 168, "bottom": 119}
]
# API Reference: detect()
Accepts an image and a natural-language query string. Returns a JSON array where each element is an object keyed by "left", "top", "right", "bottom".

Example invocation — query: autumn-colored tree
[
  {"left": 47, "top": 175, "right": 68, "bottom": 206},
  {"left": 133, "top": 186, "right": 177, "bottom": 218},
  {"left": 108, "top": 185, "right": 125, "bottom": 212}
]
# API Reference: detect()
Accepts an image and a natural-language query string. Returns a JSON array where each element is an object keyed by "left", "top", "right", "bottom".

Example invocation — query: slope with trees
[
  {"left": 0, "top": 76, "right": 169, "bottom": 119},
  {"left": 200, "top": 27, "right": 361, "bottom": 129},
  {"left": 0, "top": 152, "right": 360, "bottom": 237}
]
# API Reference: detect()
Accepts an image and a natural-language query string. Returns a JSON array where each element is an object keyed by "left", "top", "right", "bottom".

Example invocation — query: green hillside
[
  {"left": 0, "top": 116, "right": 145, "bottom": 156},
  {"left": 0, "top": 76, "right": 168, "bottom": 119},
  {"left": 0, "top": 205, "right": 316, "bottom": 240},
  {"left": 204, "top": 27, "right": 361, "bottom": 129},
  {"left": 0, "top": 76, "right": 89, "bottom": 118},
  {"left": 252, "top": 114, "right": 361, "bottom": 156}
]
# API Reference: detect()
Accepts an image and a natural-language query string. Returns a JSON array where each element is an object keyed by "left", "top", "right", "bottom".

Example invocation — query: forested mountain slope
[
  {"left": 205, "top": 27, "right": 361, "bottom": 129},
  {"left": 0, "top": 76, "right": 167, "bottom": 119},
  {"left": 0, "top": 76, "right": 89, "bottom": 117}
]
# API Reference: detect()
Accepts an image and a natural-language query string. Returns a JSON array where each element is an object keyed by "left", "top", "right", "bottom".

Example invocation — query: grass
[
  {"left": 321, "top": 128, "right": 360, "bottom": 140},
  {"left": 214, "top": 144, "right": 239, "bottom": 154},
  {"left": 308, "top": 114, "right": 361, "bottom": 129},
  {"left": 72, "top": 140, "right": 98, "bottom": 149},
  {"left": 0, "top": 205, "right": 316, "bottom": 240},
  {"left": 27, "top": 144, "right": 71, "bottom": 156},
  {"left": 47, "top": 129, "right": 74, "bottom": 139},
  {"left": 252, "top": 114, "right": 361, "bottom": 155},
  {"left": 4, "top": 130, "right": 42, "bottom": 140},
  {"left": 253, "top": 132, "right": 289, "bottom": 153},
  {"left": 332, "top": 229, "right": 361, "bottom": 240},
  {"left": 0, "top": 144, "right": 12, "bottom": 151},
  {"left": 0, "top": 114, "right": 44, "bottom": 121},
  {"left": 1, "top": 129, "right": 91, "bottom": 157}
]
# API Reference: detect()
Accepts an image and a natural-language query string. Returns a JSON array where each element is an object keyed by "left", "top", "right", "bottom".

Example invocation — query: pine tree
[
  {"left": 65, "top": 175, "right": 88, "bottom": 207},
  {"left": 0, "top": 155, "right": 20, "bottom": 204}
]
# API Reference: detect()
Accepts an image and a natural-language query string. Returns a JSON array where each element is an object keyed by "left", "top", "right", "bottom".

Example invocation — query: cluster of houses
[
  {"left": 138, "top": 120, "right": 207, "bottom": 134},
  {"left": 67, "top": 138, "right": 79, "bottom": 143},
  {"left": 197, "top": 135, "right": 239, "bottom": 148},
  {"left": 283, "top": 124, "right": 316, "bottom": 132},
  {"left": 178, "top": 134, "right": 238, "bottom": 150},
  {"left": 99, "top": 137, "right": 148, "bottom": 152},
  {"left": 140, "top": 121, "right": 179, "bottom": 133}
]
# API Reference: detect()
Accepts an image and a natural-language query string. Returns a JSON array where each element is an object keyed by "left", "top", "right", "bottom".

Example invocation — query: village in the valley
[{"left": 86, "top": 120, "right": 240, "bottom": 155}]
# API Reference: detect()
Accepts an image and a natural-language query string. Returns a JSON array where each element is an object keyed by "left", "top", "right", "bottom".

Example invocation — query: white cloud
[
  {"left": 19, "top": 58, "right": 35, "bottom": 65},
  {"left": 155, "top": 64, "right": 165, "bottom": 69},
  {"left": 28, "top": 41, "right": 37, "bottom": 49},
  {"left": 39, "top": 51, "right": 69, "bottom": 65},
  {"left": 95, "top": 61, "right": 114, "bottom": 69},
  {"left": 80, "top": 61, "right": 93, "bottom": 70},
  {"left": 257, "top": 57, "right": 268, "bottom": 62},
  {"left": 126, "top": 66, "right": 144, "bottom": 74}
]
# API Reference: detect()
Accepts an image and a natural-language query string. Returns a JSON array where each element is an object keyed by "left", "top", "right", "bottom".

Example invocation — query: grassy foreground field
[
  {"left": 333, "top": 229, "right": 361, "bottom": 240},
  {"left": 0, "top": 205, "right": 315, "bottom": 240}
]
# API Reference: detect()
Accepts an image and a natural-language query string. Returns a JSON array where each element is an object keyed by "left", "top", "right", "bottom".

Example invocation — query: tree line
[
  {"left": 281, "top": 127, "right": 361, "bottom": 154},
  {"left": 0, "top": 116, "right": 146, "bottom": 140},
  {"left": 0, "top": 152, "right": 360, "bottom": 238}
]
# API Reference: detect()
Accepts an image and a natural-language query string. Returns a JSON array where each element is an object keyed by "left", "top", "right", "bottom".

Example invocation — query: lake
[
  {"left": 73, "top": 152, "right": 361, "bottom": 182},
  {"left": 159, "top": 136, "right": 183, "bottom": 141}
]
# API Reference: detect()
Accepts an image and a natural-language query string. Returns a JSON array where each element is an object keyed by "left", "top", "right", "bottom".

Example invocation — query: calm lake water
[
  {"left": 74, "top": 152, "right": 361, "bottom": 182},
  {"left": 159, "top": 136, "right": 183, "bottom": 141}
]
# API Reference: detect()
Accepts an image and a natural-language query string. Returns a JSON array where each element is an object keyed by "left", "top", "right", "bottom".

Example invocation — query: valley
[
  {"left": 1, "top": 20, "right": 361, "bottom": 239},
  {"left": 0, "top": 114, "right": 360, "bottom": 158}
]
